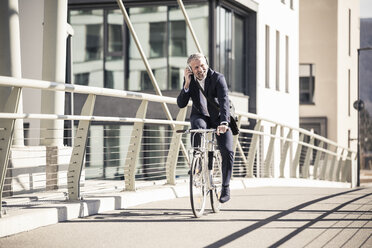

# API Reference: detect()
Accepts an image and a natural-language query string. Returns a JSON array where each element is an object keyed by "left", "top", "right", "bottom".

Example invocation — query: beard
[{"left": 195, "top": 68, "right": 207, "bottom": 81}]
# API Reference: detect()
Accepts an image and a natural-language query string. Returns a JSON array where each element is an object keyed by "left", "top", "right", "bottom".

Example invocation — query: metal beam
[
  {"left": 177, "top": 0, "right": 203, "bottom": 54},
  {"left": 0, "top": 87, "right": 21, "bottom": 216}
]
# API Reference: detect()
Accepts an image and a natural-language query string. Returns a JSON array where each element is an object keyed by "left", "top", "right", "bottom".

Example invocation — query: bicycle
[{"left": 177, "top": 128, "right": 223, "bottom": 218}]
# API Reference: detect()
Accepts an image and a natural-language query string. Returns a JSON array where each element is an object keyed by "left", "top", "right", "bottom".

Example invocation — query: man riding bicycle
[{"left": 177, "top": 53, "right": 234, "bottom": 203}]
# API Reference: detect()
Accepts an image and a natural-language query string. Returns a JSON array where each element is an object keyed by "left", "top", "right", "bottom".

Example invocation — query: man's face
[{"left": 189, "top": 57, "right": 208, "bottom": 80}]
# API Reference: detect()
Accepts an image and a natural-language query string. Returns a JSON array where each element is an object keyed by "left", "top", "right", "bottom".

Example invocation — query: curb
[{"left": 0, "top": 178, "right": 351, "bottom": 238}]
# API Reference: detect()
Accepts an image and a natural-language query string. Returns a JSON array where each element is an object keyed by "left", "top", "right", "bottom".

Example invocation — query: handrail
[
  {"left": 0, "top": 76, "right": 190, "bottom": 106},
  {"left": 0, "top": 113, "right": 189, "bottom": 126},
  {"left": 236, "top": 110, "right": 356, "bottom": 154}
]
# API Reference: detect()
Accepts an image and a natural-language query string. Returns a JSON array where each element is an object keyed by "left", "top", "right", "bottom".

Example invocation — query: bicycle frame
[{"left": 178, "top": 128, "right": 222, "bottom": 217}]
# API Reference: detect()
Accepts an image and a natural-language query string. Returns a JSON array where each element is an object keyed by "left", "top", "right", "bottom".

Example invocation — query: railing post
[
  {"left": 246, "top": 120, "right": 261, "bottom": 178},
  {"left": 291, "top": 133, "right": 304, "bottom": 178},
  {"left": 279, "top": 129, "right": 292, "bottom": 178},
  {"left": 232, "top": 115, "right": 242, "bottom": 157},
  {"left": 231, "top": 116, "right": 243, "bottom": 179},
  {"left": 0, "top": 87, "right": 21, "bottom": 216},
  {"left": 351, "top": 153, "right": 358, "bottom": 187},
  {"left": 124, "top": 100, "right": 148, "bottom": 191},
  {"left": 302, "top": 135, "right": 314, "bottom": 178},
  {"left": 165, "top": 108, "right": 187, "bottom": 185},
  {"left": 263, "top": 125, "right": 277, "bottom": 177},
  {"left": 67, "top": 94, "right": 95, "bottom": 201},
  {"left": 334, "top": 149, "right": 344, "bottom": 182},
  {"left": 319, "top": 150, "right": 329, "bottom": 180},
  {"left": 340, "top": 151, "right": 351, "bottom": 182},
  {"left": 312, "top": 141, "right": 324, "bottom": 179},
  {"left": 326, "top": 145, "right": 337, "bottom": 181}
]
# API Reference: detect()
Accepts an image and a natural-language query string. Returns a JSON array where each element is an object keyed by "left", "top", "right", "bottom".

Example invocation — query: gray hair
[{"left": 187, "top": 53, "right": 207, "bottom": 65}]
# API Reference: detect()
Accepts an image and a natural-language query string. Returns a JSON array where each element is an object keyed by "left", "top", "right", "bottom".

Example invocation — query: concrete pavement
[{"left": 0, "top": 185, "right": 371, "bottom": 247}]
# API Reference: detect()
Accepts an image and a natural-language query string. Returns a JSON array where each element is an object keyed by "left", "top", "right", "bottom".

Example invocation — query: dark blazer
[{"left": 177, "top": 68, "right": 230, "bottom": 126}]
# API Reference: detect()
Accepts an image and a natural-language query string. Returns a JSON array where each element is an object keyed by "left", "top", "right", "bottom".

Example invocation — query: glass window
[
  {"left": 276, "top": 30, "right": 280, "bottom": 91},
  {"left": 299, "top": 64, "right": 315, "bottom": 104},
  {"left": 170, "top": 21, "right": 186, "bottom": 57},
  {"left": 149, "top": 22, "right": 167, "bottom": 58},
  {"left": 233, "top": 15, "right": 244, "bottom": 93},
  {"left": 86, "top": 24, "right": 102, "bottom": 60},
  {"left": 141, "top": 70, "right": 153, "bottom": 90},
  {"left": 216, "top": 6, "right": 246, "bottom": 94},
  {"left": 70, "top": 3, "right": 208, "bottom": 92},
  {"left": 70, "top": 9, "right": 104, "bottom": 88},
  {"left": 107, "top": 10, "right": 123, "bottom": 53},
  {"left": 265, "top": 25, "right": 270, "bottom": 88},
  {"left": 285, "top": 35, "right": 289, "bottom": 93}
]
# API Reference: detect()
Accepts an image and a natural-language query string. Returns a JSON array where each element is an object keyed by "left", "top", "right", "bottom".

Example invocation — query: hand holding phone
[{"left": 184, "top": 65, "right": 193, "bottom": 90}]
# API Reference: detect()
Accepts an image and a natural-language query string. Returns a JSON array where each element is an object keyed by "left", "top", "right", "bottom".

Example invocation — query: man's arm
[
  {"left": 215, "top": 74, "right": 230, "bottom": 135},
  {"left": 216, "top": 74, "right": 230, "bottom": 123},
  {"left": 177, "top": 83, "right": 191, "bottom": 108}
]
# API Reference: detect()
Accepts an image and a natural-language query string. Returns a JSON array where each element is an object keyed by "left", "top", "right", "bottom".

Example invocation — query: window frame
[{"left": 299, "top": 63, "right": 316, "bottom": 105}]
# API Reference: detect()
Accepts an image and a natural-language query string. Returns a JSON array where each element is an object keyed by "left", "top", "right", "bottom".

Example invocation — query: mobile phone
[{"left": 187, "top": 65, "right": 193, "bottom": 74}]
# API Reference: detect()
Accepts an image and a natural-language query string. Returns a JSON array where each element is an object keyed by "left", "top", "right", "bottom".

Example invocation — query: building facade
[{"left": 299, "top": 0, "right": 359, "bottom": 151}]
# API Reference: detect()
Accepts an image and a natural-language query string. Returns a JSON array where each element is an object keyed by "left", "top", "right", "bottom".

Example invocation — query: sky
[{"left": 360, "top": 0, "right": 372, "bottom": 18}]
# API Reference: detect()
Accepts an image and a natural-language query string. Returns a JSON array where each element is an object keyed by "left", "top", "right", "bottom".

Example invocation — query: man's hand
[
  {"left": 217, "top": 124, "right": 228, "bottom": 136},
  {"left": 184, "top": 67, "right": 192, "bottom": 90}
]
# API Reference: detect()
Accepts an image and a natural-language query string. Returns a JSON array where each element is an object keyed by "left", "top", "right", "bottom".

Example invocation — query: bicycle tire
[
  {"left": 210, "top": 150, "right": 222, "bottom": 213},
  {"left": 190, "top": 155, "right": 207, "bottom": 218}
]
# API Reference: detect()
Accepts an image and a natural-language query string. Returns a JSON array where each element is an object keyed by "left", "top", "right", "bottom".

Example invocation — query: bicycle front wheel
[
  {"left": 190, "top": 155, "right": 207, "bottom": 218},
  {"left": 210, "top": 150, "right": 222, "bottom": 213}
]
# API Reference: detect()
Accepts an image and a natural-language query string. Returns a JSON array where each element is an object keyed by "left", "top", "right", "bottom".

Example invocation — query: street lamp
[{"left": 355, "top": 47, "right": 372, "bottom": 186}]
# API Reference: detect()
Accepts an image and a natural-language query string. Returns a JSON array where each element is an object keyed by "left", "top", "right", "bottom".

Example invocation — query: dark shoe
[{"left": 219, "top": 186, "right": 230, "bottom": 203}]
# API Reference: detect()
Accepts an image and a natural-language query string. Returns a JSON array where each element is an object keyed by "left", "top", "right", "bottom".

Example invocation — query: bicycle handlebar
[{"left": 176, "top": 128, "right": 216, "bottom": 134}]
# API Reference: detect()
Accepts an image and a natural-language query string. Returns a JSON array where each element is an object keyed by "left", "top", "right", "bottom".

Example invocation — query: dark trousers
[{"left": 190, "top": 114, "right": 234, "bottom": 187}]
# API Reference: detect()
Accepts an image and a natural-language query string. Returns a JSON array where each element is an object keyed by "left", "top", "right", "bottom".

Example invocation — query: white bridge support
[
  {"left": 263, "top": 125, "right": 278, "bottom": 177},
  {"left": 280, "top": 130, "right": 292, "bottom": 178},
  {"left": 0, "top": 87, "right": 21, "bottom": 216},
  {"left": 302, "top": 135, "right": 314, "bottom": 178},
  {"left": 246, "top": 120, "right": 261, "bottom": 178},
  {"left": 124, "top": 100, "right": 148, "bottom": 191},
  {"left": 291, "top": 133, "right": 304, "bottom": 178},
  {"left": 166, "top": 108, "right": 188, "bottom": 185},
  {"left": 68, "top": 94, "right": 96, "bottom": 201},
  {"left": 313, "top": 141, "right": 324, "bottom": 179},
  {"left": 334, "top": 149, "right": 344, "bottom": 181}
]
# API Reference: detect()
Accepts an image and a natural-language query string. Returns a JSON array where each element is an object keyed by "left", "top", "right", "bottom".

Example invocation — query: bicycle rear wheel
[
  {"left": 210, "top": 150, "right": 222, "bottom": 213},
  {"left": 190, "top": 155, "right": 207, "bottom": 218}
]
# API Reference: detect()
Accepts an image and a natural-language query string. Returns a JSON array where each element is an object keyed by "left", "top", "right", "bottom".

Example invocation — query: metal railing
[{"left": 0, "top": 75, "right": 357, "bottom": 216}]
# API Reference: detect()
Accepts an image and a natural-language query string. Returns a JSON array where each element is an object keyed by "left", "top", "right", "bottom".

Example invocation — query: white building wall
[
  {"left": 337, "top": 0, "right": 359, "bottom": 150},
  {"left": 256, "top": 0, "right": 299, "bottom": 178},
  {"left": 256, "top": 0, "right": 299, "bottom": 127},
  {"left": 299, "top": 0, "right": 359, "bottom": 150}
]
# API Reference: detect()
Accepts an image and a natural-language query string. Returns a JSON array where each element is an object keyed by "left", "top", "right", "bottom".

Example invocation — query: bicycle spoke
[
  {"left": 210, "top": 151, "right": 222, "bottom": 213},
  {"left": 190, "top": 155, "right": 207, "bottom": 218}
]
